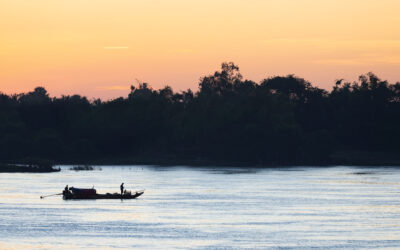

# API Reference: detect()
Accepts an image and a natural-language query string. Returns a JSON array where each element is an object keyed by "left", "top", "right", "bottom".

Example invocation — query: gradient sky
[{"left": 1, "top": 0, "right": 400, "bottom": 99}]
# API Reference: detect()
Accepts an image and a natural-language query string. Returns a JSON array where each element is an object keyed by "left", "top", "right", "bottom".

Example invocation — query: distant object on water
[{"left": 69, "top": 165, "right": 100, "bottom": 171}]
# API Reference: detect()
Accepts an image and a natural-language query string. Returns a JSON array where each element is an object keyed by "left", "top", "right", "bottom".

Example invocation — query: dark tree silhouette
[{"left": 0, "top": 63, "right": 399, "bottom": 165}]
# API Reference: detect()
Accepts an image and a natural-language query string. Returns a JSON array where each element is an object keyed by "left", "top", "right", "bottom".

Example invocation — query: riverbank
[
  {"left": 329, "top": 150, "right": 400, "bottom": 166},
  {"left": 2, "top": 150, "right": 399, "bottom": 171},
  {"left": 61, "top": 150, "right": 400, "bottom": 167},
  {"left": 3, "top": 150, "right": 398, "bottom": 168},
  {"left": 0, "top": 164, "right": 60, "bottom": 173}
]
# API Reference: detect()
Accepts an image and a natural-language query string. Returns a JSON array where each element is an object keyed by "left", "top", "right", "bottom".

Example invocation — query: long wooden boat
[{"left": 63, "top": 188, "right": 144, "bottom": 200}]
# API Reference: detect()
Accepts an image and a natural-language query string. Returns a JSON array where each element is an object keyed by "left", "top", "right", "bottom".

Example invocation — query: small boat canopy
[{"left": 70, "top": 187, "right": 97, "bottom": 195}]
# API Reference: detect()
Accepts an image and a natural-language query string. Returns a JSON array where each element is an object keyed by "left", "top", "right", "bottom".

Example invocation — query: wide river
[{"left": 1, "top": 166, "right": 400, "bottom": 249}]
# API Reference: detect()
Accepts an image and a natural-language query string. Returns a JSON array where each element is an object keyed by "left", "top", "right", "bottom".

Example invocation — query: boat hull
[{"left": 63, "top": 191, "right": 144, "bottom": 200}]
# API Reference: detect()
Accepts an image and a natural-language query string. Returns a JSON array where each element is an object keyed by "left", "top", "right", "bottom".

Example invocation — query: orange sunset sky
[{"left": 1, "top": 0, "right": 400, "bottom": 99}]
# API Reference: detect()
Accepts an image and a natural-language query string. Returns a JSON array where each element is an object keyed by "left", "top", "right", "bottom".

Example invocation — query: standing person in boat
[
  {"left": 120, "top": 183, "right": 124, "bottom": 196},
  {"left": 63, "top": 185, "right": 69, "bottom": 196}
]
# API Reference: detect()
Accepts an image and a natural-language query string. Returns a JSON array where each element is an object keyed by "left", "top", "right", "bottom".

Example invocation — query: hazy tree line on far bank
[{"left": 1, "top": 62, "right": 400, "bottom": 165}]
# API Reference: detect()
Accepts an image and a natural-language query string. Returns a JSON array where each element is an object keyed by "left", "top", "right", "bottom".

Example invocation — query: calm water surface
[{"left": 1, "top": 166, "right": 400, "bottom": 249}]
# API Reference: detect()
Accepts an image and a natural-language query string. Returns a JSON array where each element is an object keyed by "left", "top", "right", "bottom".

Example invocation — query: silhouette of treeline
[{"left": 1, "top": 62, "right": 400, "bottom": 165}]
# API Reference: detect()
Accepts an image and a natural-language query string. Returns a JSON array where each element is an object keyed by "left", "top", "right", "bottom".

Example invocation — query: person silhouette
[{"left": 120, "top": 183, "right": 124, "bottom": 196}]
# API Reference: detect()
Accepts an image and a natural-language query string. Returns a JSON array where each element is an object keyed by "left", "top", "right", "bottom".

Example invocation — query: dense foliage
[{"left": 1, "top": 63, "right": 399, "bottom": 164}]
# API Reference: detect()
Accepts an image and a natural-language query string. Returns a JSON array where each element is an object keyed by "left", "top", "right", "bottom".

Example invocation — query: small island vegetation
[
  {"left": 0, "top": 162, "right": 60, "bottom": 173},
  {"left": 70, "top": 165, "right": 98, "bottom": 171},
  {"left": 1, "top": 62, "right": 400, "bottom": 167}
]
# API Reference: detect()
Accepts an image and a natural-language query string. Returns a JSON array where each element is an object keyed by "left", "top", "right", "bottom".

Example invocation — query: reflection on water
[
  {"left": 352, "top": 171, "right": 377, "bottom": 175},
  {"left": 1, "top": 166, "right": 400, "bottom": 249}
]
